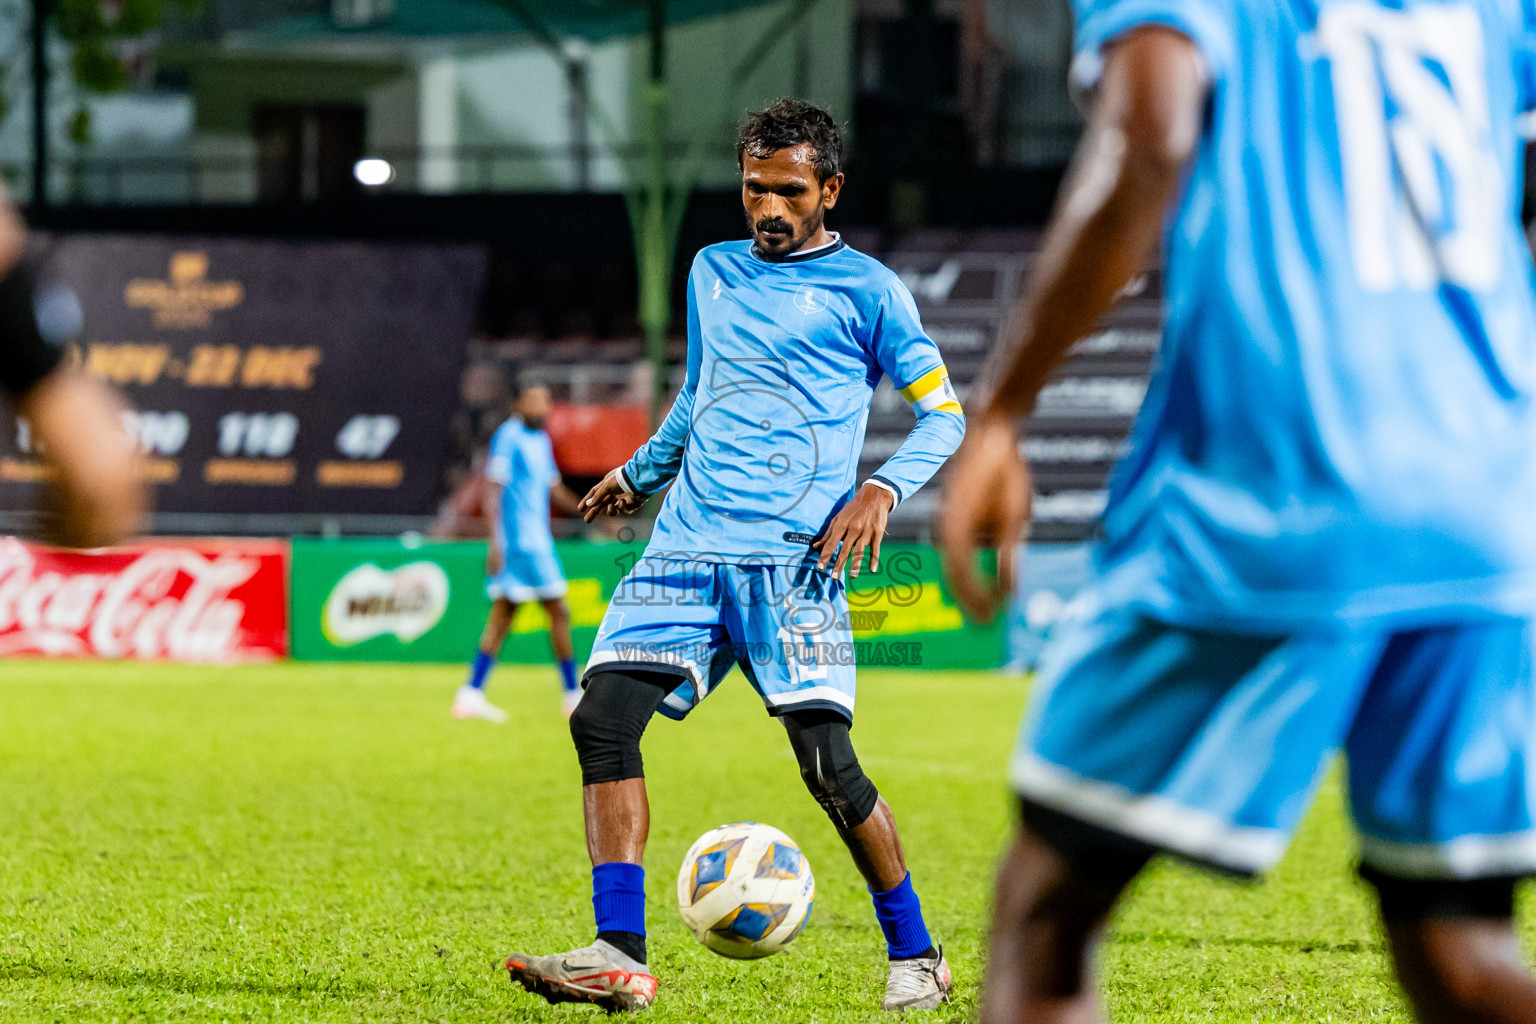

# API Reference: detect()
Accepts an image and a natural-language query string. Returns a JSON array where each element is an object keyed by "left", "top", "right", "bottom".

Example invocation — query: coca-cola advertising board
[{"left": 0, "top": 537, "right": 288, "bottom": 661}]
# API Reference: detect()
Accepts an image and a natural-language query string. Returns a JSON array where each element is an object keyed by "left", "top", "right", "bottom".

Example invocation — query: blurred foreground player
[
  {"left": 939, "top": 3, "right": 1536, "bottom": 1023},
  {"left": 453, "top": 381, "right": 583, "bottom": 722},
  {"left": 0, "top": 197, "right": 142, "bottom": 548},
  {"left": 504, "top": 100, "right": 964, "bottom": 1013}
]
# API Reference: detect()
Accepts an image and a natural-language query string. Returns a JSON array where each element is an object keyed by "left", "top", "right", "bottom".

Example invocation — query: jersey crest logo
[{"left": 794, "top": 286, "right": 826, "bottom": 315}]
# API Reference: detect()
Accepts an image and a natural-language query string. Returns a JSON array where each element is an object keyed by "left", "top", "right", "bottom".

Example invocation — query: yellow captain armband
[{"left": 898, "top": 365, "right": 963, "bottom": 416}]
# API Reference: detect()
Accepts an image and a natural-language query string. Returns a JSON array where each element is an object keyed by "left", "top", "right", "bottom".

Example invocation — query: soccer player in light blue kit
[
  {"left": 504, "top": 101, "right": 964, "bottom": 1013},
  {"left": 453, "top": 380, "right": 584, "bottom": 722},
  {"left": 939, "top": 2, "right": 1536, "bottom": 1022}
]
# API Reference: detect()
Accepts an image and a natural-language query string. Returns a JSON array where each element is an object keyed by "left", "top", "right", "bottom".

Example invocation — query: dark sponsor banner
[{"left": 1, "top": 235, "right": 485, "bottom": 519}]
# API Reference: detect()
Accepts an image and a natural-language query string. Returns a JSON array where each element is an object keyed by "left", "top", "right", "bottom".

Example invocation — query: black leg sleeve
[
  {"left": 782, "top": 709, "right": 881, "bottom": 830},
  {"left": 569, "top": 669, "right": 681, "bottom": 786}
]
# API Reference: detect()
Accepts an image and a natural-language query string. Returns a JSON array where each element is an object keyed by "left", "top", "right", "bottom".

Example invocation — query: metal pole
[
  {"left": 565, "top": 41, "right": 591, "bottom": 192},
  {"left": 640, "top": 0, "right": 670, "bottom": 426},
  {"left": 30, "top": 0, "right": 48, "bottom": 208}
]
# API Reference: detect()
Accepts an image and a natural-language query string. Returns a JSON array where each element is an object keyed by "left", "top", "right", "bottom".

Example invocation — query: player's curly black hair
[{"left": 736, "top": 99, "right": 844, "bottom": 182}]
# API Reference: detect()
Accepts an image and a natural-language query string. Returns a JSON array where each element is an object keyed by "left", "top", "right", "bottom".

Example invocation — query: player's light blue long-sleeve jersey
[
  {"left": 620, "top": 238, "right": 965, "bottom": 563},
  {"left": 1074, "top": 0, "right": 1536, "bottom": 630},
  {"left": 486, "top": 417, "right": 559, "bottom": 555}
]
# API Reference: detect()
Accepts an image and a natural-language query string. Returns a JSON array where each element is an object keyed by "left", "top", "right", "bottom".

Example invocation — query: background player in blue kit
[
  {"left": 503, "top": 101, "right": 965, "bottom": 1013},
  {"left": 939, "top": 2, "right": 1536, "bottom": 1022},
  {"left": 454, "top": 379, "right": 585, "bottom": 723}
]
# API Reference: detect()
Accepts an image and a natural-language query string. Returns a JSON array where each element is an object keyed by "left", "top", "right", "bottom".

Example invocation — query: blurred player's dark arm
[
  {"left": 484, "top": 479, "right": 505, "bottom": 575},
  {"left": 982, "top": 25, "right": 1205, "bottom": 420},
  {"left": 0, "top": 199, "right": 145, "bottom": 548},
  {"left": 551, "top": 481, "right": 583, "bottom": 517},
  {"left": 937, "top": 27, "right": 1205, "bottom": 621}
]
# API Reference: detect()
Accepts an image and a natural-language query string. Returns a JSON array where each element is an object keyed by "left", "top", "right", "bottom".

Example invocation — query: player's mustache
[{"left": 755, "top": 219, "right": 793, "bottom": 236}]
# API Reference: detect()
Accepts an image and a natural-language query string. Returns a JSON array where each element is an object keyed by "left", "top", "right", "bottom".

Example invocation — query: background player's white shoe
[
  {"left": 561, "top": 689, "right": 582, "bottom": 718},
  {"left": 505, "top": 939, "right": 657, "bottom": 1012},
  {"left": 882, "top": 947, "right": 952, "bottom": 1011},
  {"left": 451, "top": 685, "right": 508, "bottom": 723}
]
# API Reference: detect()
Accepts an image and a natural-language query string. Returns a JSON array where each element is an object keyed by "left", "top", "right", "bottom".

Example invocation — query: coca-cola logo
[{"left": 0, "top": 538, "right": 261, "bottom": 661}]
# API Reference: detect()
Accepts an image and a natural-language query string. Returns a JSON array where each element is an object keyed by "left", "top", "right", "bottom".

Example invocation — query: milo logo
[{"left": 323, "top": 561, "right": 450, "bottom": 646}]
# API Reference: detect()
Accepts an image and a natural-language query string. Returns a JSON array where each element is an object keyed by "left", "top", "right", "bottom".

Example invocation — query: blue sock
[
  {"left": 466, "top": 650, "right": 495, "bottom": 690},
  {"left": 870, "top": 872, "right": 933, "bottom": 959},
  {"left": 559, "top": 658, "right": 578, "bottom": 693},
  {"left": 592, "top": 862, "right": 646, "bottom": 937}
]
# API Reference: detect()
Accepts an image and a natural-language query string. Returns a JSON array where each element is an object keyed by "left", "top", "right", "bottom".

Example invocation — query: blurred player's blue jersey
[
  {"left": 486, "top": 417, "right": 566, "bottom": 601},
  {"left": 619, "top": 238, "right": 965, "bottom": 563},
  {"left": 1011, "top": 0, "right": 1536, "bottom": 881},
  {"left": 1074, "top": 0, "right": 1536, "bottom": 629}
]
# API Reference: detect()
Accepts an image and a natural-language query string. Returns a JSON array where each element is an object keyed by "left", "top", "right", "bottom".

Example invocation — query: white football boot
[
  {"left": 505, "top": 939, "right": 658, "bottom": 1012},
  {"left": 561, "top": 688, "right": 583, "bottom": 719},
  {"left": 451, "top": 685, "right": 508, "bottom": 723},
  {"left": 882, "top": 946, "right": 953, "bottom": 1012}
]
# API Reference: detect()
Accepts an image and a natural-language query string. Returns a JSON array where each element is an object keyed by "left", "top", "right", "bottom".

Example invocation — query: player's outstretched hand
[
  {"left": 578, "top": 468, "right": 644, "bottom": 523},
  {"left": 813, "top": 482, "right": 894, "bottom": 579},
  {"left": 936, "top": 414, "right": 1031, "bottom": 623}
]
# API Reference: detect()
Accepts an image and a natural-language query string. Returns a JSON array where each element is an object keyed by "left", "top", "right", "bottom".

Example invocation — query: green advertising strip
[{"left": 289, "top": 538, "right": 1003, "bottom": 669}]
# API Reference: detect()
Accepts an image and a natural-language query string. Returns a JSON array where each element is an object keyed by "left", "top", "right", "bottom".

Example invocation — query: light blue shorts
[
  {"left": 487, "top": 545, "right": 567, "bottom": 603},
  {"left": 1014, "top": 598, "right": 1536, "bottom": 879},
  {"left": 584, "top": 557, "right": 857, "bottom": 722}
]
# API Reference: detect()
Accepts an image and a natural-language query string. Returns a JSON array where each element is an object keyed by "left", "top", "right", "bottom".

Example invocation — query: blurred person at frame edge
[{"left": 0, "top": 191, "right": 145, "bottom": 549}]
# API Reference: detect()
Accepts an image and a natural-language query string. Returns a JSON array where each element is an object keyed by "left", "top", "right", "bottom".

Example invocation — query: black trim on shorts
[
  {"left": 1359, "top": 865, "right": 1521, "bottom": 920},
  {"left": 1019, "top": 796, "right": 1255, "bottom": 883},
  {"left": 766, "top": 698, "right": 853, "bottom": 724},
  {"left": 579, "top": 661, "right": 690, "bottom": 691}
]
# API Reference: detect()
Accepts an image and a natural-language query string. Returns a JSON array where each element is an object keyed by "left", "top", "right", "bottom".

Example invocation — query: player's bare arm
[
  {"left": 814, "top": 481, "right": 893, "bottom": 578},
  {"left": 937, "top": 26, "right": 1206, "bottom": 622},
  {"left": 484, "top": 479, "right": 505, "bottom": 576},
  {"left": 551, "top": 481, "right": 584, "bottom": 518}
]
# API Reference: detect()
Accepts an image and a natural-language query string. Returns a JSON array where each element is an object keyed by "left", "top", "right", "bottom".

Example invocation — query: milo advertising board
[{"left": 290, "top": 538, "right": 1004, "bottom": 669}]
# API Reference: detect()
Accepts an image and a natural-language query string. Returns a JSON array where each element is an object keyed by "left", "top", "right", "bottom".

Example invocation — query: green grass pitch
[{"left": 0, "top": 660, "right": 1492, "bottom": 1021}]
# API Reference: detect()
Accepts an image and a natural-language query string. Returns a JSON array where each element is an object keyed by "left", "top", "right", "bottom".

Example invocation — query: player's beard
[
  {"left": 751, "top": 208, "right": 823, "bottom": 258},
  {"left": 523, "top": 413, "right": 547, "bottom": 431}
]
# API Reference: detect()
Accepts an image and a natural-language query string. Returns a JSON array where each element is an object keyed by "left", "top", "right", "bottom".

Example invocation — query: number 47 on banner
[{"left": 335, "top": 415, "right": 401, "bottom": 460}]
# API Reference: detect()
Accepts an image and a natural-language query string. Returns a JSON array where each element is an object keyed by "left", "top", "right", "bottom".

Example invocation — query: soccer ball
[{"left": 676, "top": 822, "right": 815, "bottom": 959}]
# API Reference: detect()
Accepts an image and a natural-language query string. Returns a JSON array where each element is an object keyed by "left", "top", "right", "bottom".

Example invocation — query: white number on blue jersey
[
  {"left": 777, "top": 626, "right": 830, "bottom": 687},
  {"left": 1318, "top": 3, "right": 1502, "bottom": 292}
]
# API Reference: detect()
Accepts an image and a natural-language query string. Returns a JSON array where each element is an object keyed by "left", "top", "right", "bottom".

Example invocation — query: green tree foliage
[{"left": 0, "top": 0, "right": 203, "bottom": 145}]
